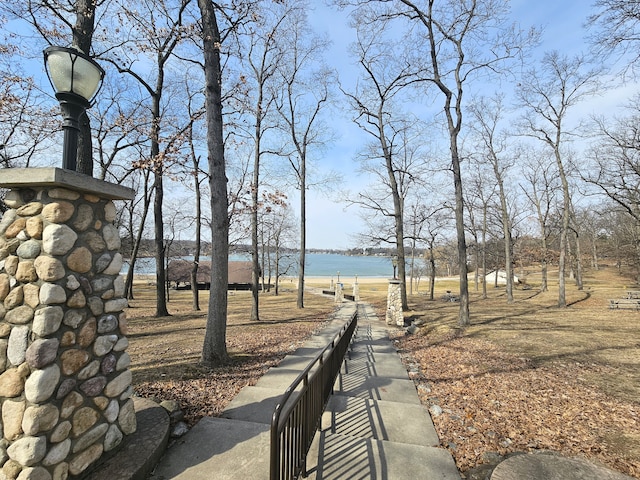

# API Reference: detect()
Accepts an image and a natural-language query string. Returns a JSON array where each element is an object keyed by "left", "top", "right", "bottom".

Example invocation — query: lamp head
[{"left": 43, "top": 46, "right": 105, "bottom": 108}]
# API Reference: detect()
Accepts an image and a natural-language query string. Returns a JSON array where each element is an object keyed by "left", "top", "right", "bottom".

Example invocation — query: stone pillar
[
  {"left": 352, "top": 281, "right": 360, "bottom": 302},
  {"left": 334, "top": 282, "right": 344, "bottom": 303},
  {"left": 0, "top": 168, "right": 134, "bottom": 479},
  {"left": 386, "top": 279, "right": 404, "bottom": 326}
]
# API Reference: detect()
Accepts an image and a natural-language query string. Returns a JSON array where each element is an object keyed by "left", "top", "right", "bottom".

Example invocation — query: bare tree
[
  {"left": 198, "top": 0, "right": 230, "bottom": 366},
  {"left": 469, "top": 95, "right": 516, "bottom": 303},
  {"left": 274, "top": 5, "right": 332, "bottom": 309},
  {"left": 517, "top": 51, "right": 601, "bottom": 307}
]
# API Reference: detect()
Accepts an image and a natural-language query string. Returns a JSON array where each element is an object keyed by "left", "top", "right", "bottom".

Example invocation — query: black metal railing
[{"left": 270, "top": 310, "right": 358, "bottom": 480}]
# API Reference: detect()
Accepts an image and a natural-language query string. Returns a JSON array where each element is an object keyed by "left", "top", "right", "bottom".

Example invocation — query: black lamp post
[
  {"left": 391, "top": 255, "right": 398, "bottom": 279},
  {"left": 43, "top": 46, "right": 105, "bottom": 172}
]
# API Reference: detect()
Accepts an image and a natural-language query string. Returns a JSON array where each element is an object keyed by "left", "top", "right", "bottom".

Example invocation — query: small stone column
[
  {"left": 334, "top": 282, "right": 344, "bottom": 303},
  {"left": 386, "top": 279, "right": 404, "bottom": 326},
  {"left": 352, "top": 277, "right": 360, "bottom": 302},
  {"left": 0, "top": 168, "right": 134, "bottom": 479}
]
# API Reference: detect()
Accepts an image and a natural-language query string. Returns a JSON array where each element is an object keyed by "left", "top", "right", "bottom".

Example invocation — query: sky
[{"left": 300, "top": 0, "right": 638, "bottom": 250}]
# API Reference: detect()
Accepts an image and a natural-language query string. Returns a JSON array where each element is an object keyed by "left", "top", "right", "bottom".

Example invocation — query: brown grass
[{"left": 128, "top": 267, "right": 640, "bottom": 478}]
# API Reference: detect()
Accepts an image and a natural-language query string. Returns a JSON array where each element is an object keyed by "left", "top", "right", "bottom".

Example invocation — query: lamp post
[
  {"left": 391, "top": 255, "right": 398, "bottom": 280},
  {"left": 43, "top": 46, "right": 105, "bottom": 172}
]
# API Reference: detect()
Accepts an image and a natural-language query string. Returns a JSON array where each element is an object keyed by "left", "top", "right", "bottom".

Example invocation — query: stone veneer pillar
[
  {"left": 334, "top": 282, "right": 344, "bottom": 303},
  {"left": 386, "top": 279, "right": 404, "bottom": 326},
  {"left": 0, "top": 168, "right": 134, "bottom": 480}
]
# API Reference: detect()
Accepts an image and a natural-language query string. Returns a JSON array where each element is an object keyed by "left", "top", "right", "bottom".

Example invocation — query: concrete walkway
[{"left": 150, "top": 302, "right": 460, "bottom": 480}]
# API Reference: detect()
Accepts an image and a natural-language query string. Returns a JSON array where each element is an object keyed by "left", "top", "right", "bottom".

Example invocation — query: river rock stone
[
  {"left": 104, "top": 424, "right": 123, "bottom": 452},
  {"left": 25, "top": 338, "right": 59, "bottom": 369},
  {"left": 102, "top": 253, "right": 123, "bottom": 275},
  {"left": 72, "top": 204, "right": 93, "bottom": 232},
  {"left": 7, "top": 326, "right": 29, "bottom": 366},
  {"left": 61, "top": 392, "right": 83, "bottom": 419},
  {"left": 16, "top": 240, "right": 41, "bottom": 259},
  {"left": 48, "top": 188, "right": 79, "bottom": 201},
  {"left": 94, "top": 335, "right": 118, "bottom": 356},
  {"left": 50, "top": 421, "right": 72, "bottom": 443},
  {"left": 83, "top": 232, "right": 107, "bottom": 256},
  {"left": 93, "top": 396, "right": 108, "bottom": 410},
  {"left": 41, "top": 202, "right": 75, "bottom": 223},
  {"left": 0, "top": 274, "right": 10, "bottom": 301},
  {"left": 113, "top": 337, "right": 128, "bottom": 352},
  {"left": 0, "top": 368, "right": 25, "bottom": 397},
  {"left": 68, "top": 443, "right": 102, "bottom": 476},
  {"left": 2, "top": 400, "right": 26, "bottom": 440},
  {"left": 67, "top": 247, "right": 92, "bottom": 274},
  {"left": 78, "top": 360, "right": 100, "bottom": 381},
  {"left": 42, "top": 224, "right": 77, "bottom": 256},
  {"left": 66, "top": 290, "right": 86, "bottom": 309},
  {"left": 61, "top": 350, "right": 89, "bottom": 376},
  {"left": 25, "top": 217, "right": 43, "bottom": 240},
  {"left": 104, "top": 298, "right": 127, "bottom": 313},
  {"left": 120, "top": 385, "right": 133, "bottom": 400},
  {"left": 65, "top": 275, "right": 80, "bottom": 291},
  {"left": 94, "top": 253, "right": 111, "bottom": 273},
  {"left": 118, "top": 313, "right": 127, "bottom": 335},
  {"left": 104, "top": 370, "right": 131, "bottom": 398},
  {"left": 22, "top": 404, "right": 59, "bottom": 436},
  {"left": 0, "top": 208, "right": 17, "bottom": 231},
  {"left": 100, "top": 354, "right": 116, "bottom": 375},
  {"left": 97, "top": 315, "right": 118, "bottom": 334},
  {"left": 42, "top": 439, "right": 70, "bottom": 467},
  {"left": 6, "top": 435, "right": 46, "bottom": 467},
  {"left": 73, "top": 423, "right": 108, "bottom": 454},
  {"left": 17, "top": 466, "right": 53, "bottom": 480},
  {"left": 16, "top": 202, "right": 43, "bottom": 217},
  {"left": 104, "top": 202, "right": 116, "bottom": 222},
  {"left": 90, "top": 277, "right": 112, "bottom": 294},
  {"left": 24, "top": 364, "right": 60, "bottom": 403},
  {"left": 3, "top": 459, "right": 22, "bottom": 478},
  {"left": 5, "top": 218, "right": 27, "bottom": 239},
  {"left": 4, "top": 255, "right": 19, "bottom": 275},
  {"left": 6, "top": 305, "right": 34, "bottom": 325},
  {"left": 79, "top": 376, "right": 106, "bottom": 397},
  {"left": 60, "top": 331, "right": 75, "bottom": 347},
  {"left": 101, "top": 224, "right": 120, "bottom": 250},
  {"left": 56, "top": 379, "right": 76, "bottom": 400},
  {"left": 87, "top": 297, "right": 103, "bottom": 316},
  {"left": 118, "top": 399, "right": 136, "bottom": 435},
  {"left": 0, "top": 338, "right": 7, "bottom": 370},
  {"left": 16, "top": 260, "right": 37, "bottom": 282},
  {"left": 77, "top": 318, "right": 97, "bottom": 348},
  {"left": 34, "top": 256, "right": 66, "bottom": 282},
  {"left": 72, "top": 407, "right": 99, "bottom": 438},
  {"left": 53, "top": 462, "right": 69, "bottom": 480},
  {"left": 4, "top": 285, "right": 23, "bottom": 309},
  {"left": 23, "top": 283, "right": 40, "bottom": 309},
  {"left": 39, "top": 283, "right": 66, "bottom": 305},
  {"left": 104, "top": 400, "right": 119, "bottom": 423},
  {"left": 33, "top": 306, "right": 64, "bottom": 337},
  {"left": 63, "top": 309, "right": 85, "bottom": 328},
  {"left": 0, "top": 323, "right": 10, "bottom": 337}
]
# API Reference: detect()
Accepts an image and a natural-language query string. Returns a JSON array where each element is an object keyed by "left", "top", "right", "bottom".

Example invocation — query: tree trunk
[
  {"left": 191, "top": 157, "right": 201, "bottom": 311},
  {"left": 198, "top": 0, "right": 229, "bottom": 366},
  {"left": 297, "top": 169, "right": 306, "bottom": 309}
]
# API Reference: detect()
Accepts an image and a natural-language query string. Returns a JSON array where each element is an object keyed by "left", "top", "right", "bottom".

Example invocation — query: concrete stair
[{"left": 150, "top": 303, "right": 460, "bottom": 480}]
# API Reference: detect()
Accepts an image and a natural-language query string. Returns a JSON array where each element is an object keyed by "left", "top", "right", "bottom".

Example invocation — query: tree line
[{"left": 1, "top": 0, "right": 640, "bottom": 365}]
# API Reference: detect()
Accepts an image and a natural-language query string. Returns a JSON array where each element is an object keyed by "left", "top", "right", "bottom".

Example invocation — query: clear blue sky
[{"left": 303, "top": 0, "right": 636, "bottom": 250}]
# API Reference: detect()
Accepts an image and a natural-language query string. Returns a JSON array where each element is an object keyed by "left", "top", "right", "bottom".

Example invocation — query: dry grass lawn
[{"left": 128, "top": 266, "right": 639, "bottom": 478}]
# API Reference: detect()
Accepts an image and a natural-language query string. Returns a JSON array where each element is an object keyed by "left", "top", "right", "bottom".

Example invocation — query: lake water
[{"left": 124, "top": 253, "right": 394, "bottom": 278}]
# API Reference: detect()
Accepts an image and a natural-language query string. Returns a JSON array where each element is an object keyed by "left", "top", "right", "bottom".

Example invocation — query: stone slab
[
  {"left": 490, "top": 452, "right": 635, "bottom": 480},
  {"left": 305, "top": 432, "right": 460, "bottom": 480},
  {"left": 322, "top": 396, "right": 440, "bottom": 447},
  {"left": 0, "top": 167, "right": 135, "bottom": 200},
  {"left": 333, "top": 373, "right": 421, "bottom": 404},
  {"left": 219, "top": 386, "right": 286, "bottom": 425},
  {"left": 343, "top": 352, "right": 410, "bottom": 379},
  {"left": 150, "top": 417, "right": 271, "bottom": 480},
  {"left": 275, "top": 355, "right": 317, "bottom": 370}
]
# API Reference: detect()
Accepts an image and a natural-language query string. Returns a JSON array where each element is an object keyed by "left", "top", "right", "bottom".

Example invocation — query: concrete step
[
  {"left": 304, "top": 431, "right": 461, "bottom": 480},
  {"left": 150, "top": 417, "right": 271, "bottom": 480}
]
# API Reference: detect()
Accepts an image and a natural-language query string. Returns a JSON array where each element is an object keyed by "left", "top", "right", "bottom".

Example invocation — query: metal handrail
[{"left": 270, "top": 310, "right": 358, "bottom": 480}]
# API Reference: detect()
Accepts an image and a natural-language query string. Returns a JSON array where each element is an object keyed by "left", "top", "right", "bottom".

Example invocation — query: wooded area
[{"left": 2, "top": 0, "right": 640, "bottom": 363}]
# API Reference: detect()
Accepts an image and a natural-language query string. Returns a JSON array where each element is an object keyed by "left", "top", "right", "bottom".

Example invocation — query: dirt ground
[{"left": 127, "top": 267, "right": 639, "bottom": 478}]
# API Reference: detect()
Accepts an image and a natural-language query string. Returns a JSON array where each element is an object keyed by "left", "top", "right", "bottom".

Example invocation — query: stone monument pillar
[
  {"left": 352, "top": 275, "right": 360, "bottom": 302},
  {"left": 386, "top": 279, "right": 404, "bottom": 326},
  {"left": 334, "top": 282, "right": 344, "bottom": 303},
  {"left": 0, "top": 168, "right": 134, "bottom": 479}
]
